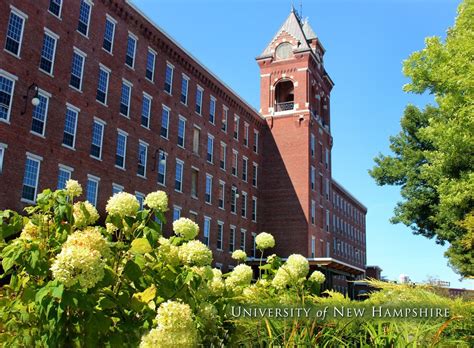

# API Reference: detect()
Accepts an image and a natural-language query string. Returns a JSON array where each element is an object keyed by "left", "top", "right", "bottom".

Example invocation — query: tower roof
[{"left": 258, "top": 10, "right": 318, "bottom": 59}]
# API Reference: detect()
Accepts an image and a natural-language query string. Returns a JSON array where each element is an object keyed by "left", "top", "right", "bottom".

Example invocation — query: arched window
[
  {"left": 275, "top": 42, "right": 293, "bottom": 60},
  {"left": 274, "top": 80, "right": 294, "bottom": 112}
]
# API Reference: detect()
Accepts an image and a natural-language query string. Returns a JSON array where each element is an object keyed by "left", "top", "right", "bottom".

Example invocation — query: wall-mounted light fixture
[{"left": 21, "top": 83, "right": 40, "bottom": 115}]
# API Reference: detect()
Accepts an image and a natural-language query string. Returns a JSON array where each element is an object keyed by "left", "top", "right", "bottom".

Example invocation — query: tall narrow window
[
  {"left": 222, "top": 106, "right": 228, "bottom": 132},
  {"left": 125, "top": 33, "right": 137, "bottom": 68},
  {"left": 115, "top": 130, "right": 127, "bottom": 169},
  {"left": 311, "top": 166, "right": 316, "bottom": 190},
  {"left": 209, "top": 96, "right": 216, "bottom": 124},
  {"left": 77, "top": 0, "right": 92, "bottom": 36},
  {"left": 173, "top": 206, "right": 181, "bottom": 221},
  {"left": 325, "top": 148, "right": 330, "bottom": 169},
  {"left": 233, "top": 115, "right": 239, "bottom": 140},
  {"left": 62, "top": 105, "right": 79, "bottom": 149},
  {"left": 86, "top": 175, "right": 99, "bottom": 206},
  {"left": 220, "top": 142, "right": 227, "bottom": 170},
  {"left": 164, "top": 63, "right": 174, "bottom": 94},
  {"left": 244, "top": 123, "right": 249, "bottom": 147},
  {"left": 229, "top": 226, "right": 236, "bottom": 252},
  {"left": 57, "top": 165, "right": 72, "bottom": 190},
  {"left": 141, "top": 93, "right": 152, "bottom": 128},
  {"left": 102, "top": 15, "right": 116, "bottom": 53},
  {"left": 217, "top": 222, "right": 224, "bottom": 250},
  {"left": 205, "top": 174, "right": 212, "bottom": 204},
  {"left": 242, "top": 157, "right": 248, "bottom": 182},
  {"left": 254, "top": 129, "right": 260, "bottom": 153},
  {"left": 70, "top": 48, "right": 86, "bottom": 91},
  {"left": 49, "top": 0, "right": 62, "bottom": 17},
  {"left": 241, "top": 192, "right": 247, "bottom": 218},
  {"left": 326, "top": 210, "right": 330, "bottom": 231},
  {"left": 207, "top": 135, "right": 214, "bottom": 163},
  {"left": 22, "top": 155, "right": 41, "bottom": 202},
  {"left": 203, "top": 217, "right": 211, "bottom": 246},
  {"left": 157, "top": 150, "right": 167, "bottom": 186},
  {"left": 137, "top": 141, "right": 148, "bottom": 178},
  {"left": 180, "top": 75, "right": 189, "bottom": 105},
  {"left": 252, "top": 197, "right": 257, "bottom": 222},
  {"left": 31, "top": 91, "right": 50, "bottom": 136},
  {"left": 195, "top": 86, "right": 203, "bottom": 115},
  {"left": 136, "top": 192, "right": 145, "bottom": 210},
  {"left": 96, "top": 65, "right": 110, "bottom": 105},
  {"left": 0, "top": 73, "right": 16, "bottom": 122},
  {"left": 39, "top": 30, "right": 58, "bottom": 75},
  {"left": 191, "top": 168, "right": 198, "bottom": 198},
  {"left": 218, "top": 180, "right": 225, "bottom": 209},
  {"left": 177, "top": 116, "right": 186, "bottom": 148},
  {"left": 232, "top": 150, "right": 238, "bottom": 176},
  {"left": 311, "top": 237, "right": 316, "bottom": 258},
  {"left": 251, "top": 233, "right": 257, "bottom": 258},
  {"left": 231, "top": 186, "right": 237, "bottom": 214},
  {"left": 325, "top": 178, "right": 330, "bottom": 199},
  {"left": 311, "top": 200, "right": 316, "bottom": 225},
  {"left": 252, "top": 162, "right": 258, "bottom": 187},
  {"left": 161, "top": 106, "right": 170, "bottom": 138},
  {"left": 5, "top": 7, "right": 27, "bottom": 57},
  {"left": 310, "top": 134, "right": 315, "bottom": 157},
  {"left": 146, "top": 48, "right": 156, "bottom": 81},
  {"left": 112, "top": 183, "right": 123, "bottom": 195},
  {"left": 90, "top": 118, "right": 105, "bottom": 160},
  {"left": 175, "top": 160, "right": 184, "bottom": 192},
  {"left": 120, "top": 80, "right": 132, "bottom": 117},
  {"left": 193, "top": 127, "right": 200, "bottom": 154},
  {"left": 0, "top": 144, "right": 7, "bottom": 172}
]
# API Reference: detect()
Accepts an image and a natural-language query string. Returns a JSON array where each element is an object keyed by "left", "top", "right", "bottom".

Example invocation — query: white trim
[
  {"left": 105, "top": 13, "right": 117, "bottom": 24},
  {"left": 87, "top": 174, "right": 101, "bottom": 181},
  {"left": 103, "top": 14, "right": 117, "bottom": 54},
  {"left": 0, "top": 69, "right": 18, "bottom": 81},
  {"left": 44, "top": 27, "right": 60, "bottom": 40},
  {"left": 26, "top": 152, "right": 43, "bottom": 162},
  {"left": 58, "top": 163, "right": 74, "bottom": 172}
]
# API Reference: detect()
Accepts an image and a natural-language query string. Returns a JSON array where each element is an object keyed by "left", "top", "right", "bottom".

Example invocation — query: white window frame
[
  {"left": 141, "top": 92, "right": 152, "bottom": 129},
  {"left": 57, "top": 164, "right": 73, "bottom": 189},
  {"left": 125, "top": 31, "right": 138, "bottom": 69},
  {"left": 135, "top": 191, "right": 145, "bottom": 210},
  {"left": 21, "top": 153, "right": 42, "bottom": 204},
  {"left": 175, "top": 159, "right": 184, "bottom": 193},
  {"left": 0, "top": 143, "right": 7, "bottom": 174},
  {"left": 112, "top": 183, "right": 124, "bottom": 194},
  {"left": 48, "top": 0, "right": 63, "bottom": 18},
  {"left": 220, "top": 142, "right": 227, "bottom": 171},
  {"left": 209, "top": 96, "right": 216, "bottom": 124},
  {"left": 240, "top": 229, "right": 246, "bottom": 251},
  {"left": 0, "top": 70, "right": 18, "bottom": 124},
  {"left": 231, "top": 186, "right": 237, "bottom": 214},
  {"left": 243, "top": 122, "right": 249, "bottom": 147},
  {"left": 77, "top": 0, "right": 93, "bottom": 38},
  {"left": 241, "top": 191, "right": 247, "bottom": 218},
  {"left": 157, "top": 150, "right": 167, "bottom": 186},
  {"left": 115, "top": 129, "right": 128, "bottom": 170},
  {"left": 232, "top": 150, "right": 238, "bottom": 177},
  {"left": 62, "top": 103, "right": 80, "bottom": 150},
  {"left": 5, "top": 6, "right": 28, "bottom": 58},
  {"left": 207, "top": 134, "right": 214, "bottom": 164},
  {"left": 137, "top": 140, "right": 148, "bottom": 178},
  {"left": 326, "top": 209, "right": 330, "bottom": 232},
  {"left": 233, "top": 114, "right": 240, "bottom": 140},
  {"left": 216, "top": 221, "right": 224, "bottom": 251},
  {"left": 86, "top": 174, "right": 100, "bottom": 207},
  {"left": 161, "top": 104, "right": 170, "bottom": 139},
  {"left": 252, "top": 196, "right": 257, "bottom": 222},
  {"left": 252, "top": 162, "right": 258, "bottom": 187},
  {"left": 195, "top": 85, "right": 204, "bottom": 115},
  {"left": 39, "top": 28, "right": 59, "bottom": 76},
  {"left": 177, "top": 115, "right": 186, "bottom": 148},
  {"left": 253, "top": 129, "right": 259, "bottom": 153},
  {"left": 311, "top": 200, "right": 316, "bottom": 225},
  {"left": 145, "top": 47, "right": 156, "bottom": 82},
  {"left": 205, "top": 173, "right": 213, "bottom": 204},
  {"left": 96, "top": 64, "right": 111, "bottom": 106},
  {"left": 180, "top": 74, "right": 189, "bottom": 105},
  {"left": 229, "top": 225, "right": 236, "bottom": 252},
  {"left": 242, "top": 156, "right": 248, "bottom": 182},
  {"left": 310, "top": 133, "right": 315, "bottom": 157},
  {"left": 69, "top": 47, "right": 87, "bottom": 92},
  {"left": 311, "top": 166, "right": 316, "bottom": 191},
  {"left": 30, "top": 89, "right": 51, "bottom": 137},
  {"left": 120, "top": 78, "right": 133, "bottom": 118},
  {"left": 164, "top": 62, "right": 174, "bottom": 95},
  {"left": 173, "top": 205, "right": 182, "bottom": 222},
  {"left": 90, "top": 116, "right": 106, "bottom": 160},
  {"left": 203, "top": 216, "right": 211, "bottom": 246},
  {"left": 218, "top": 180, "right": 225, "bottom": 210},
  {"left": 222, "top": 106, "right": 228, "bottom": 133},
  {"left": 102, "top": 14, "right": 117, "bottom": 54}
]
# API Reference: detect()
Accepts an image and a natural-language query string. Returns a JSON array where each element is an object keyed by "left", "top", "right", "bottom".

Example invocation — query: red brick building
[{"left": 0, "top": 0, "right": 366, "bottom": 291}]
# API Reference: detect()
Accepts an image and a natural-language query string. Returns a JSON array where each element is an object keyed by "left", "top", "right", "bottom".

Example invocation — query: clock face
[{"left": 275, "top": 42, "right": 293, "bottom": 60}]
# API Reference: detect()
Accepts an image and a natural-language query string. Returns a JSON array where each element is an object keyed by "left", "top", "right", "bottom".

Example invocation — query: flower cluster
[
  {"left": 144, "top": 191, "right": 168, "bottom": 212},
  {"left": 173, "top": 218, "right": 199, "bottom": 240},
  {"left": 255, "top": 232, "right": 275, "bottom": 250},
  {"left": 208, "top": 268, "right": 225, "bottom": 296},
  {"left": 309, "top": 270, "right": 326, "bottom": 284},
  {"left": 272, "top": 254, "right": 309, "bottom": 289},
  {"left": 105, "top": 192, "right": 140, "bottom": 217},
  {"left": 64, "top": 227, "right": 110, "bottom": 257},
  {"left": 73, "top": 201, "right": 99, "bottom": 228},
  {"left": 190, "top": 266, "right": 214, "bottom": 281},
  {"left": 65, "top": 179, "right": 83, "bottom": 197},
  {"left": 179, "top": 240, "right": 212, "bottom": 266},
  {"left": 232, "top": 249, "right": 247, "bottom": 262},
  {"left": 19, "top": 221, "right": 39, "bottom": 240},
  {"left": 158, "top": 237, "right": 180, "bottom": 266},
  {"left": 225, "top": 264, "right": 253, "bottom": 291}
]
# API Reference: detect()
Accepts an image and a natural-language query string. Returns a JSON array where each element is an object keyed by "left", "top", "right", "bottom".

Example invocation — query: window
[
  {"left": 253, "top": 130, "right": 259, "bottom": 153},
  {"left": 62, "top": 104, "right": 79, "bottom": 148},
  {"left": 141, "top": 93, "right": 152, "bottom": 128},
  {"left": 209, "top": 96, "right": 216, "bottom": 124},
  {"left": 31, "top": 91, "right": 50, "bottom": 136},
  {"left": 244, "top": 123, "right": 249, "bottom": 147},
  {"left": 251, "top": 233, "right": 256, "bottom": 258},
  {"left": 96, "top": 65, "right": 110, "bottom": 105},
  {"left": 86, "top": 175, "right": 99, "bottom": 206},
  {"left": 0, "top": 143, "right": 7, "bottom": 174},
  {"left": 203, "top": 217, "right": 211, "bottom": 246},
  {"left": 232, "top": 150, "right": 238, "bottom": 176},
  {"left": 49, "top": 0, "right": 62, "bottom": 17},
  {"left": 220, "top": 142, "right": 227, "bottom": 170},
  {"left": 157, "top": 150, "right": 167, "bottom": 186},
  {"left": 252, "top": 162, "right": 258, "bottom": 187},
  {"left": 207, "top": 135, "right": 214, "bottom": 163},
  {"left": 5, "top": 7, "right": 27, "bottom": 57},
  {"left": 173, "top": 206, "right": 181, "bottom": 222},
  {"left": 240, "top": 229, "right": 246, "bottom": 251},
  {"left": 191, "top": 168, "right": 198, "bottom": 198},
  {"left": 70, "top": 48, "right": 86, "bottom": 91},
  {"left": 241, "top": 191, "right": 247, "bottom": 218},
  {"left": 112, "top": 183, "right": 123, "bottom": 194},
  {"left": 146, "top": 48, "right": 156, "bottom": 81},
  {"left": 222, "top": 106, "right": 228, "bottom": 132},
  {"left": 136, "top": 192, "right": 145, "bottom": 210},
  {"left": 120, "top": 79, "right": 132, "bottom": 117},
  {"left": 311, "top": 200, "right": 316, "bottom": 225},
  {"left": 115, "top": 130, "right": 128, "bottom": 169},
  {"left": 102, "top": 15, "right": 116, "bottom": 53},
  {"left": 57, "top": 164, "right": 72, "bottom": 190},
  {"left": 192, "top": 126, "right": 200, "bottom": 154},
  {"left": 180, "top": 75, "right": 189, "bottom": 105},
  {"left": 325, "top": 148, "right": 330, "bottom": 169},
  {"left": 326, "top": 210, "right": 330, "bottom": 232},
  {"left": 137, "top": 141, "right": 148, "bottom": 178},
  {"left": 189, "top": 211, "right": 198, "bottom": 222},
  {"left": 325, "top": 178, "right": 330, "bottom": 199},
  {"left": 90, "top": 118, "right": 105, "bottom": 160},
  {"left": 218, "top": 180, "right": 225, "bottom": 209},
  {"left": 217, "top": 222, "right": 224, "bottom": 250},
  {"left": 177, "top": 116, "right": 186, "bottom": 148},
  {"left": 164, "top": 63, "right": 174, "bottom": 94},
  {"left": 231, "top": 186, "right": 237, "bottom": 214},
  {"left": 0, "top": 72, "right": 16, "bottom": 122},
  {"left": 195, "top": 86, "right": 203, "bottom": 115},
  {"left": 22, "top": 154, "right": 42, "bottom": 203},
  {"left": 205, "top": 174, "right": 212, "bottom": 204},
  {"left": 160, "top": 105, "right": 170, "bottom": 138},
  {"left": 311, "top": 166, "right": 315, "bottom": 190},
  {"left": 233, "top": 115, "right": 239, "bottom": 140},
  {"left": 229, "top": 226, "right": 236, "bottom": 252},
  {"left": 310, "top": 134, "right": 315, "bottom": 157},
  {"left": 311, "top": 237, "right": 315, "bottom": 258},
  {"left": 77, "top": 0, "right": 92, "bottom": 36},
  {"left": 175, "top": 159, "right": 184, "bottom": 192},
  {"left": 319, "top": 143, "right": 323, "bottom": 163},
  {"left": 125, "top": 33, "right": 137, "bottom": 68},
  {"left": 39, "top": 30, "right": 58, "bottom": 75},
  {"left": 252, "top": 197, "right": 257, "bottom": 222},
  {"left": 242, "top": 157, "right": 248, "bottom": 182}
]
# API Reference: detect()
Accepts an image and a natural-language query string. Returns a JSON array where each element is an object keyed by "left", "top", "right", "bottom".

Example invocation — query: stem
[{"left": 258, "top": 249, "right": 264, "bottom": 279}]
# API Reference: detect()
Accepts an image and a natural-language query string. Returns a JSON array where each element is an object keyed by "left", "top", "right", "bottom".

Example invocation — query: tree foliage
[{"left": 370, "top": 0, "right": 474, "bottom": 276}]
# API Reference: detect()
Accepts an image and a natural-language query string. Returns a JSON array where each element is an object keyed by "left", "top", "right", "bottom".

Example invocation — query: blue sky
[{"left": 132, "top": 0, "right": 472, "bottom": 289}]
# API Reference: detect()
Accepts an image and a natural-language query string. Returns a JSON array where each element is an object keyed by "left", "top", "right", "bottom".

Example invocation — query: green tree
[{"left": 370, "top": 0, "right": 474, "bottom": 277}]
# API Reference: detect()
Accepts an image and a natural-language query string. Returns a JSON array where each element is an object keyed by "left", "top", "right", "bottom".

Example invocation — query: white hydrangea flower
[
  {"left": 65, "top": 179, "right": 82, "bottom": 197},
  {"left": 272, "top": 266, "right": 291, "bottom": 289},
  {"left": 178, "top": 240, "right": 212, "bottom": 266},
  {"left": 172, "top": 218, "right": 199, "bottom": 240},
  {"left": 105, "top": 192, "right": 140, "bottom": 217},
  {"left": 105, "top": 223, "right": 118, "bottom": 234},
  {"left": 144, "top": 191, "right": 168, "bottom": 212},
  {"left": 158, "top": 237, "right": 180, "bottom": 266},
  {"left": 255, "top": 232, "right": 275, "bottom": 250},
  {"left": 225, "top": 264, "right": 253, "bottom": 291},
  {"left": 139, "top": 326, "right": 197, "bottom": 348},
  {"left": 286, "top": 254, "right": 309, "bottom": 279},
  {"left": 309, "top": 270, "right": 326, "bottom": 284},
  {"left": 64, "top": 227, "right": 110, "bottom": 258},
  {"left": 208, "top": 268, "right": 225, "bottom": 296},
  {"left": 232, "top": 249, "right": 247, "bottom": 262},
  {"left": 156, "top": 300, "right": 195, "bottom": 331},
  {"left": 19, "top": 221, "right": 39, "bottom": 240},
  {"left": 73, "top": 201, "right": 100, "bottom": 228}
]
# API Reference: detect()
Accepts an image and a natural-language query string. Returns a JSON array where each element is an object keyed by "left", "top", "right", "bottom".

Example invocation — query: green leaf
[
  {"left": 130, "top": 238, "right": 152, "bottom": 254},
  {"left": 123, "top": 260, "right": 142, "bottom": 283},
  {"left": 132, "top": 284, "right": 156, "bottom": 304},
  {"left": 98, "top": 296, "right": 117, "bottom": 309}
]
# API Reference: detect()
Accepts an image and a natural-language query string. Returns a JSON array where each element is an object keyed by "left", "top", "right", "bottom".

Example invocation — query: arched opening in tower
[{"left": 274, "top": 80, "right": 294, "bottom": 112}]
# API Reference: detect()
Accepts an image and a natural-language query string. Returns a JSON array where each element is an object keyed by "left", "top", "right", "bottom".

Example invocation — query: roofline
[
  {"left": 125, "top": 0, "right": 263, "bottom": 121},
  {"left": 366, "top": 265, "right": 383, "bottom": 271},
  {"left": 332, "top": 179, "right": 368, "bottom": 211}
]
